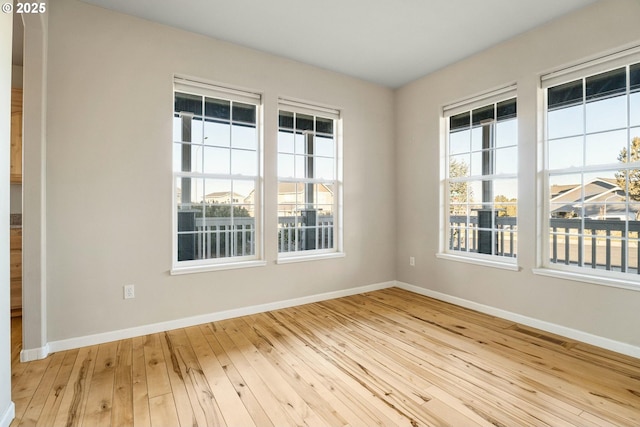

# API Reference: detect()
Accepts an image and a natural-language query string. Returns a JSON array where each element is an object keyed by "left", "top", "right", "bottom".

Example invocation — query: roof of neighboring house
[
  {"left": 277, "top": 183, "right": 334, "bottom": 194},
  {"left": 549, "top": 178, "right": 629, "bottom": 217},
  {"left": 205, "top": 191, "right": 245, "bottom": 199}
]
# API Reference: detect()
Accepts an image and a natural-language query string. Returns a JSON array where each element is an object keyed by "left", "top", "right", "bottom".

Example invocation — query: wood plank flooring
[{"left": 10, "top": 287, "right": 640, "bottom": 426}]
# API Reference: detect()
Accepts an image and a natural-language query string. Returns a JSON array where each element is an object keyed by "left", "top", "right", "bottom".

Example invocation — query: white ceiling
[{"left": 80, "top": 0, "right": 598, "bottom": 88}]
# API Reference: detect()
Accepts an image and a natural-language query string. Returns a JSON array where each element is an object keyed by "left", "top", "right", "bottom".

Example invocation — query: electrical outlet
[
  {"left": 124, "top": 284, "right": 135, "bottom": 299},
  {"left": 409, "top": 256, "right": 415, "bottom": 266}
]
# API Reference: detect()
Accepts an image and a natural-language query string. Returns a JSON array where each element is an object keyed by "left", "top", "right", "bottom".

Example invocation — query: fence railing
[
  {"left": 191, "top": 217, "right": 256, "bottom": 259},
  {"left": 178, "top": 215, "right": 335, "bottom": 260},
  {"left": 549, "top": 218, "right": 640, "bottom": 273},
  {"left": 278, "top": 215, "right": 334, "bottom": 252},
  {"left": 449, "top": 215, "right": 517, "bottom": 257},
  {"left": 449, "top": 216, "right": 640, "bottom": 273}
]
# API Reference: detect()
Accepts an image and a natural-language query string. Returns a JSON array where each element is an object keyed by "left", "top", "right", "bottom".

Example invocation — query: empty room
[{"left": 1, "top": 0, "right": 640, "bottom": 425}]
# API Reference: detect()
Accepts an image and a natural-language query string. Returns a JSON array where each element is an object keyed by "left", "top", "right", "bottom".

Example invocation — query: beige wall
[
  {"left": 396, "top": 0, "right": 640, "bottom": 347},
  {"left": 43, "top": 0, "right": 395, "bottom": 342}
]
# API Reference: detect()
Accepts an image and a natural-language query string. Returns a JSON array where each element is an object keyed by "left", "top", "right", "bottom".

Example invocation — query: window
[
  {"left": 442, "top": 88, "right": 518, "bottom": 265},
  {"left": 172, "top": 78, "right": 262, "bottom": 272},
  {"left": 277, "top": 100, "right": 342, "bottom": 259},
  {"left": 543, "top": 54, "right": 640, "bottom": 281}
]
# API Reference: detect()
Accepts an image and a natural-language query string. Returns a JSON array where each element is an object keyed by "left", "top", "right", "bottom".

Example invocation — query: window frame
[
  {"left": 171, "top": 77, "right": 265, "bottom": 274},
  {"left": 439, "top": 85, "right": 519, "bottom": 269},
  {"left": 540, "top": 48, "right": 640, "bottom": 288},
  {"left": 276, "top": 99, "right": 344, "bottom": 262}
]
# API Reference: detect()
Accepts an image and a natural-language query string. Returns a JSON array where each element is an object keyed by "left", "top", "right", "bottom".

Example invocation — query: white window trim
[
  {"left": 171, "top": 76, "right": 264, "bottom": 273},
  {"left": 439, "top": 85, "right": 519, "bottom": 267},
  {"left": 532, "top": 268, "right": 640, "bottom": 292},
  {"left": 539, "top": 46, "right": 640, "bottom": 289},
  {"left": 436, "top": 252, "right": 521, "bottom": 271},
  {"left": 276, "top": 98, "right": 344, "bottom": 261}
]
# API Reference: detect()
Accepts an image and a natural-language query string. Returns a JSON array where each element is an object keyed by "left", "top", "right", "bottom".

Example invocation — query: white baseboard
[
  {"left": 46, "top": 281, "right": 395, "bottom": 355},
  {"left": 395, "top": 281, "right": 640, "bottom": 359},
  {"left": 20, "top": 343, "right": 49, "bottom": 363},
  {"left": 0, "top": 402, "right": 15, "bottom": 427}
]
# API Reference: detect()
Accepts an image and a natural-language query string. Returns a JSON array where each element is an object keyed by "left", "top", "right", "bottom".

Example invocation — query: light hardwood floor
[{"left": 10, "top": 287, "right": 640, "bottom": 426}]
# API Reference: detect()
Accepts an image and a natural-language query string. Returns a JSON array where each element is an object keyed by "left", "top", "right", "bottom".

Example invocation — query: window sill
[
  {"left": 436, "top": 252, "right": 520, "bottom": 271},
  {"left": 277, "top": 252, "right": 346, "bottom": 264},
  {"left": 532, "top": 268, "right": 640, "bottom": 292},
  {"left": 170, "top": 260, "right": 267, "bottom": 275}
]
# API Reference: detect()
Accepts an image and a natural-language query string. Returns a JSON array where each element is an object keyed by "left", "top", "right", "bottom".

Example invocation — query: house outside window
[
  {"left": 277, "top": 100, "right": 342, "bottom": 261},
  {"left": 172, "top": 77, "right": 263, "bottom": 272},
  {"left": 542, "top": 52, "right": 640, "bottom": 284},
  {"left": 441, "top": 86, "right": 518, "bottom": 267}
]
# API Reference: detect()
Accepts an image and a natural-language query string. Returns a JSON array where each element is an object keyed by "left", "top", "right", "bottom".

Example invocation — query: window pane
[
  {"left": 204, "top": 120, "right": 230, "bottom": 147},
  {"left": 548, "top": 104, "right": 584, "bottom": 139},
  {"left": 631, "top": 63, "right": 640, "bottom": 91},
  {"left": 449, "top": 181, "right": 471, "bottom": 205},
  {"left": 204, "top": 179, "right": 231, "bottom": 207},
  {"left": 175, "top": 92, "right": 202, "bottom": 116},
  {"left": 495, "top": 147, "right": 517, "bottom": 175},
  {"left": 176, "top": 177, "right": 201, "bottom": 216},
  {"left": 449, "top": 154, "right": 470, "bottom": 178},
  {"left": 586, "top": 67, "right": 626, "bottom": 101},
  {"left": 548, "top": 137, "right": 583, "bottom": 169},
  {"left": 631, "top": 91, "right": 640, "bottom": 128},
  {"left": 472, "top": 104, "right": 494, "bottom": 125},
  {"left": 449, "top": 129, "right": 470, "bottom": 155},
  {"left": 203, "top": 146, "right": 230, "bottom": 174},
  {"left": 278, "top": 130, "right": 295, "bottom": 154},
  {"left": 190, "top": 118, "right": 204, "bottom": 144},
  {"left": 470, "top": 151, "right": 483, "bottom": 177},
  {"left": 471, "top": 126, "right": 483, "bottom": 151},
  {"left": 548, "top": 79, "right": 583, "bottom": 110},
  {"left": 279, "top": 111, "right": 294, "bottom": 129},
  {"left": 450, "top": 112, "right": 470, "bottom": 132},
  {"left": 174, "top": 115, "right": 204, "bottom": 144},
  {"left": 173, "top": 143, "right": 181, "bottom": 172},
  {"left": 315, "top": 157, "right": 334, "bottom": 180},
  {"left": 231, "top": 149, "right": 257, "bottom": 176},
  {"left": 173, "top": 117, "right": 181, "bottom": 142},
  {"left": 296, "top": 113, "right": 314, "bottom": 131},
  {"left": 278, "top": 154, "right": 294, "bottom": 178},
  {"left": 586, "top": 94, "right": 626, "bottom": 133},
  {"left": 494, "top": 178, "right": 518, "bottom": 200},
  {"left": 549, "top": 173, "right": 582, "bottom": 206},
  {"left": 316, "top": 135, "right": 334, "bottom": 157},
  {"left": 295, "top": 155, "right": 306, "bottom": 179},
  {"left": 468, "top": 181, "right": 483, "bottom": 204},
  {"left": 173, "top": 143, "right": 202, "bottom": 173},
  {"left": 232, "top": 124, "right": 257, "bottom": 150},
  {"left": 497, "top": 98, "right": 517, "bottom": 121},
  {"left": 295, "top": 132, "right": 306, "bottom": 154},
  {"left": 495, "top": 119, "right": 517, "bottom": 148},
  {"left": 205, "top": 98, "right": 230, "bottom": 120},
  {"left": 232, "top": 180, "right": 255, "bottom": 204},
  {"left": 316, "top": 117, "right": 333, "bottom": 135},
  {"left": 312, "top": 184, "right": 334, "bottom": 206},
  {"left": 232, "top": 102, "right": 256, "bottom": 124},
  {"left": 278, "top": 182, "right": 305, "bottom": 215},
  {"left": 585, "top": 129, "right": 626, "bottom": 166}
]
